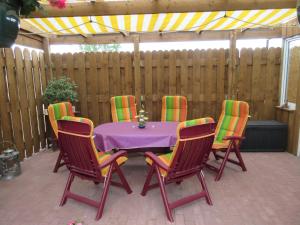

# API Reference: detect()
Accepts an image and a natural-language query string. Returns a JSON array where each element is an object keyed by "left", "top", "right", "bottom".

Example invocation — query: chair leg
[
  {"left": 60, "top": 172, "right": 74, "bottom": 206},
  {"left": 212, "top": 151, "right": 219, "bottom": 160},
  {"left": 176, "top": 180, "right": 183, "bottom": 185},
  {"left": 155, "top": 166, "right": 173, "bottom": 222},
  {"left": 141, "top": 165, "right": 155, "bottom": 196},
  {"left": 215, "top": 147, "right": 231, "bottom": 181},
  {"left": 234, "top": 147, "right": 247, "bottom": 171},
  {"left": 197, "top": 171, "right": 213, "bottom": 205},
  {"left": 115, "top": 164, "right": 132, "bottom": 194},
  {"left": 96, "top": 164, "right": 114, "bottom": 220},
  {"left": 53, "top": 151, "right": 64, "bottom": 173}
]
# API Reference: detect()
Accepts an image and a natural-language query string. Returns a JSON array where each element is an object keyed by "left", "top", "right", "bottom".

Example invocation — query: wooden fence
[
  {"left": 0, "top": 48, "right": 47, "bottom": 160},
  {"left": 52, "top": 47, "right": 281, "bottom": 125},
  {"left": 0, "top": 47, "right": 282, "bottom": 160}
]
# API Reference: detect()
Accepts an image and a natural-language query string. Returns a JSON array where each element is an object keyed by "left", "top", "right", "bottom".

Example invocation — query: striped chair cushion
[
  {"left": 213, "top": 100, "right": 249, "bottom": 150},
  {"left": 61, "top": 116, "right": 127, "bottom": 176},
  {"left": 161, "top": 96, "right": 187, "bottom": 122},
  {"left": 178, "top": 117, "right": 215, "bottom": 129},
  {"left": 111, "top": 95, "right": 137, "bottom": 122},
  {"left": 48, "top": 102, "right": 74, "bottom": 137},
  {"left": 146, "top": 117, "right": 214, "bottom": 176}
]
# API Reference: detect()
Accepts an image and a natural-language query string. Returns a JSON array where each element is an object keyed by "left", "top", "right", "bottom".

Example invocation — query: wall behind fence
[
  {"left": 52, "top": 47, "right": 281, "bottom": 125},
  {"left": 0, "top": 48, "right": 47, "bottom": 160}
]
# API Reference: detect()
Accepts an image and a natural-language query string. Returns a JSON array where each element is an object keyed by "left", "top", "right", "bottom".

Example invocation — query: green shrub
[{"left": 43, "top": 76, "right": 78, "bottom": 105}]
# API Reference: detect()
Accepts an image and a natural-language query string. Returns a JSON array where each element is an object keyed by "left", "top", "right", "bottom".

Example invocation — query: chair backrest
[
  {"left": 48, "top": 102, "right": 74, "bottom": 137},
  {"left": 161, "top": 96, "right": 187, "bottom": 122},
  {"left": 110, "top": 95, "right": 137, "bottom": 122},
  {"left": 215, "top": 100, "right": 249, "bottom": 145},
  {"left": 166, "top": 117, "right": 215, "bottom": 180},
  {"left": 57, "top": 116, "right": 104, "bottom": 179}
]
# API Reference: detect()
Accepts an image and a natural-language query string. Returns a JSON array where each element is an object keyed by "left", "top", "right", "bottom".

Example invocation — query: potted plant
[
  {"left": 0, "top": 0, "right": 66, "bottom": 47},
  {"left": 43, "top": 76, "right": 77, "bottom": 150},
  {"left": 43, "top": 76, "right": 78, "bottom": 114}
]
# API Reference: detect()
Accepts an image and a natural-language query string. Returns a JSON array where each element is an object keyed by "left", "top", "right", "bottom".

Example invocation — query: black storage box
[{"left": 240, "top": 120, "right": 288, "bottom": 152}]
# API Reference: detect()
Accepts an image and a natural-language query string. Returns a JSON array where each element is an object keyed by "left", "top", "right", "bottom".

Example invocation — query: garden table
[{"left": 94, "top": 122, "right": 178, "bottom": 151}]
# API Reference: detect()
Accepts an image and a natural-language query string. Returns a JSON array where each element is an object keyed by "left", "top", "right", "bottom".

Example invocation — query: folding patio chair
[
  {"left": 48, "top": 102, "right": 74, "bottom": 172},
  {"left": 141, "top": 117, "right": 215, "bottom": 222},
  {"left": 161, "top": 96, "right": 187, "bottom": 122},
  {"left": 110, "top": 95, "right": 137, "bottom": 122},
  {"left": 57, "top": 117, "right": 132, "bottom": 220},
  {"left": 206, "top": 100, "right": 249, "bottom": 181}
]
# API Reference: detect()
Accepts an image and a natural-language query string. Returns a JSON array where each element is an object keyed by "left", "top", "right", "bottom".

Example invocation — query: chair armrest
[
  {"left": 99, "top": 150, "right": 127, "bottom": 169},
  {"left": 223, "top": 136, "right": 245, "bottom": 141},
  {"left": 144, "top": 152, "right": 169, "bottom": 171}
]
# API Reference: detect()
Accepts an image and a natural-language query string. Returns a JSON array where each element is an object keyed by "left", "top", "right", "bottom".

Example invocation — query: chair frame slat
[
  {"left": 141, "top": 123, "right": 215, "bottom": 222},
  {"left": 57, "top": 120, "right": 132, "bottom": 220}
]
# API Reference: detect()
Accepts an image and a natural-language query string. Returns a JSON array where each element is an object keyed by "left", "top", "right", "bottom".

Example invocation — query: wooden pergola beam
[
  {"left": 20, "top": 21, "right": 50, "bottom": 38},
  {"left": 29, "top": 0, "right": 296, "bottom": 18},
  {"left": 15, "top": 31, "right": 43, "bottom": 49},
  {"left": 49, "top": 28, "right": 283, "bottom": 45}
]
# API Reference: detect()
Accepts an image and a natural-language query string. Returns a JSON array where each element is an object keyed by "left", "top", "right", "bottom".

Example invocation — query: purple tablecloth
[{"left": 94, "top": 122, "right": 178, "bottom": 151}]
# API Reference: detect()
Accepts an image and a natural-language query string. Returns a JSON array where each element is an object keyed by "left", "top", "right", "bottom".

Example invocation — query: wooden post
[
  {"left": 292, "top": 73, "right": 300, "bottom": 155},
  {"left": 133, "top": 35, "right": 141, "bottom": 107},
  {"left": 43, "top": 37, "right": 53, "bottom": 81},
  {"left": 228, "top": 30, "right": 237, "bottom": 99}
]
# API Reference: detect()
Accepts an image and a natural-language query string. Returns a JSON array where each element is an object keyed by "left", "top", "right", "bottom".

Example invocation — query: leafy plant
[
  {"left": 43, "top": 76, "right": 78, "bottom": 105},
  {"left": 19, "top": 0, "right": 41, "bottom": 16},
  {"left": 79, "top": 44, "right": 121, "bottom": 52},
  {"left": 17, "top": 0, "right": 66, "bottom": 16}
]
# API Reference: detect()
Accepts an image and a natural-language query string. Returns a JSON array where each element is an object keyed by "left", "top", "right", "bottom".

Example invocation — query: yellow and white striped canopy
[{"left": 23, "top": 9, "right": 296, "bottom": 35}]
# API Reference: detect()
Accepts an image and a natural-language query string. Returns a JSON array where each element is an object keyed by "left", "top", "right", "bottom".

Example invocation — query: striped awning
[{"left": 23, "top": 9, "right": 296, "bottom": 35}]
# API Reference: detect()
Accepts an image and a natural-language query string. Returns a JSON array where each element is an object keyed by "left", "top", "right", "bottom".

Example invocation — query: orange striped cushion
[
  {"left": 161, "top": 96, "right": 187, "bottom": 122},
  {"left": 48, "top": 102, "right": 74, "bottom": 137},
  {"left": 111, "top": 95, "right": 137, "bottom": 122},
  {"left": 213, "top": 100, "right": 249, "bottom": 150}
]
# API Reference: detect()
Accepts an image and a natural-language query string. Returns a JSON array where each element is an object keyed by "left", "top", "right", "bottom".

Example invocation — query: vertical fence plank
[
  {"left": 260, "top": 48, "right": 268, "bottom": 120},
  {"left": 192, "top": 50, "right": 200, "bottom": 118},
  {"left": 180, "top": 50, "right": 188, "bottom": 97},
  {"left": 134, "top": 38, "right": 141, "bottom": 106},
  {"left": 32, "top": 51, "right": 46, "bottom": 149},
  {"left": 251, "top": 48, "right": 262, "bottom": 119},
  {"left": 168, "top": 50, "right": 176, "bottom": 95},
  {"left": 99, "top": 52, "right": 110, "bottom": 123},
  {"left": 0, "top": 49, "right": 13, "bottom": 151},
  {"left": 4, "top": 48, "right": 25, "bottom": 159},
  {"left": 238, "top": 48, "right": 252, "bottom": 103},
  {"left": 39, "top": 52, "right": 49, "bottom": 147},
  {"left": 24, "top": 49, "right": 40, "bottom": 153},
  {"left": 216, "top": 48, "right": 226, "bottom": 117},
  {"left": 144, "top": 51, "right": 153, "bottom": 120},
  {"left": 74, "top": 53, "right": 88, "bottom": 116},
  {"left": 124, "top": 52, "right": 133, "bottom": 95},
  {"left": 204, "top": 49, "right": 213, "bottom": 117},
  {"left": 86, "top": 53, "right": 99, "bottom": 125},
  {"left": 15, "top": 48, "right": 33, "bottom": 157},
  {"left": 66, "top": 53, "right": 75, "bottom": 81},
  {"left": 157, "top": 51, "right": 165, "bottom": 120},
  {"left": 264, "top": 48, "right": 277, "bottom": 119},
  {"left": 112, "top": 52, "right": 121, "bottom": 97},
  {"left": 39, "top": 52, "right": 47, "bottom": 91},
  {"left": 53, "top": 54, "right": 63, "bottom": 78},
  {"left": 198, "top": 50, "right": 206, "bottom": 117}
]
